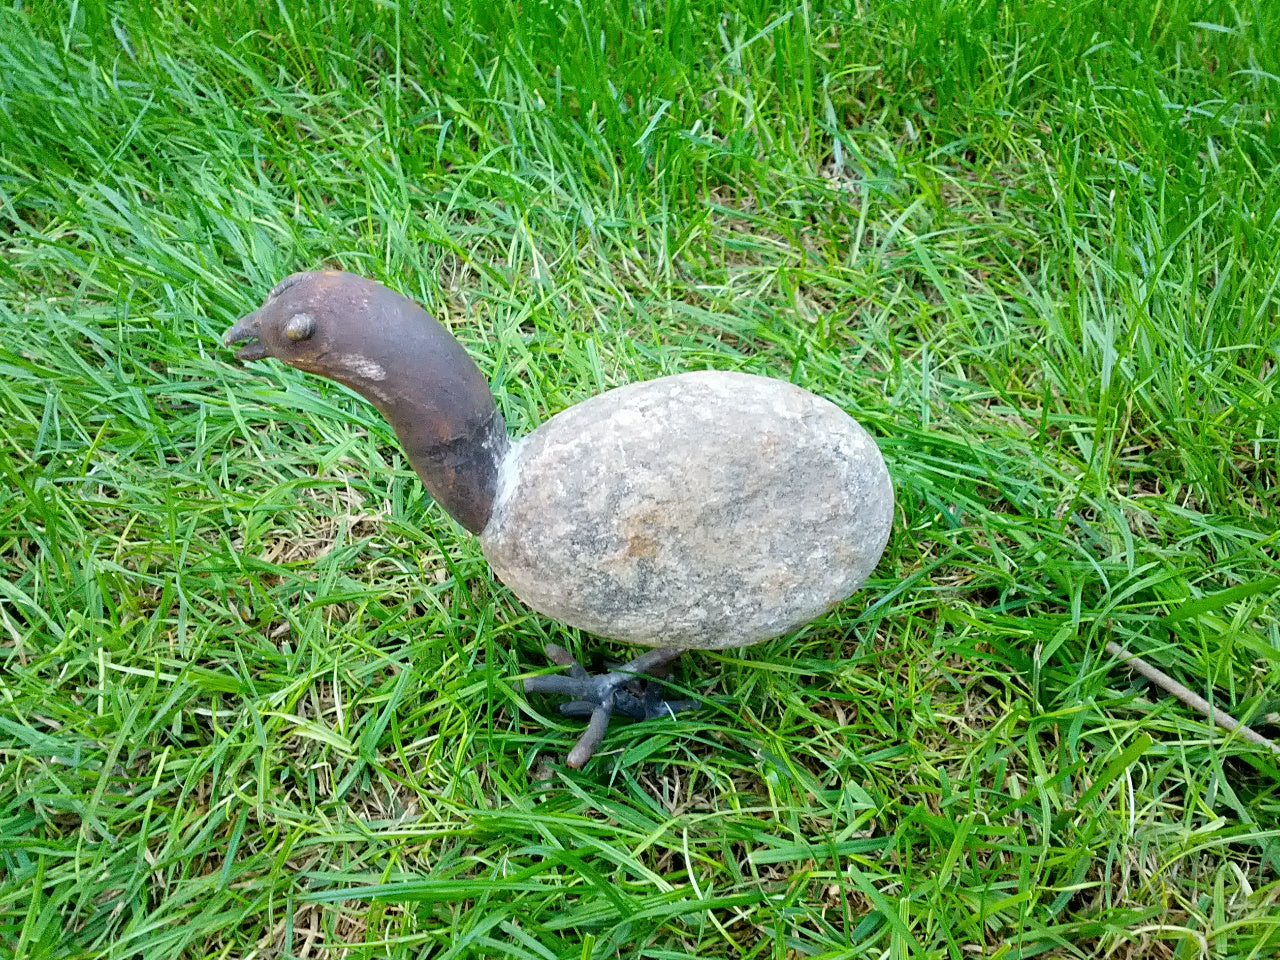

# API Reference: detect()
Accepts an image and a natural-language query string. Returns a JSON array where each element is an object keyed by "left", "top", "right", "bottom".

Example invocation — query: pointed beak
[{"left": 223, "top": 310, "right": 270, "bottom": 361}]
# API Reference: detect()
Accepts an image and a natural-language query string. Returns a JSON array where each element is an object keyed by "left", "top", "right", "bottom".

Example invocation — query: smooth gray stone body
[{"left": 480, "top": 371, "right": 893, "bottom": 649}]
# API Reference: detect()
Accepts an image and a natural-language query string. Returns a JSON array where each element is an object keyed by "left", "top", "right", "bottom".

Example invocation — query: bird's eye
[{"left": 285, "top": 313, "right": 316, "bottom": 341}]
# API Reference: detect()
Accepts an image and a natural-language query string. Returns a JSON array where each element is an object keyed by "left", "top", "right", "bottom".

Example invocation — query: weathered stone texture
[{"left": 481, "top": 371, "right": 893, "bottom": 649}]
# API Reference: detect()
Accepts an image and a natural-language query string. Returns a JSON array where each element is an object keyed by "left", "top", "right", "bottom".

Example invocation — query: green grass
[{"left": 2, "top": 0, "right": 1279, "bottom": 956}]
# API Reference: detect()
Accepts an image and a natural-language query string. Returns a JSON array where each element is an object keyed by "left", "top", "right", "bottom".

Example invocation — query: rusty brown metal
[{"left": 225, "top": 271, "right": 508, "bottom": 533}]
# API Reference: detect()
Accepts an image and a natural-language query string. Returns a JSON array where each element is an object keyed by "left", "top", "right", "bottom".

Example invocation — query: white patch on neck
[
  {"left": 481, "top": 438, "right": 523, "bottom": 538},
  {"left": 336, "top": 354, "right": 386, "bottom": 380}
]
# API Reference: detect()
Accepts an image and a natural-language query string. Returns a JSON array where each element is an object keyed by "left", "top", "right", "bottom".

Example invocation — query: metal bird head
[
  {"left": 224, "top": 269, "right": 497, "bottom": 416},
  {"left": 224, "top": 271, "right": 353, "bottom": 372}
]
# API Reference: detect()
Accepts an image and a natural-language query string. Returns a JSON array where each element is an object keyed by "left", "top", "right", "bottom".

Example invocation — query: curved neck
[
  {"left": 389, "top": 398, "right": 509, "bottom": 534},
  {"left": 319, "top": 280, "right": 510, "bottom": 534}
]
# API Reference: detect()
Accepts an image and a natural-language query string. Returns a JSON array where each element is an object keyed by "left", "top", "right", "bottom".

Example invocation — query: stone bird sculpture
[{"left": 224, "top": 270, "right": 894, "bottom": 766}]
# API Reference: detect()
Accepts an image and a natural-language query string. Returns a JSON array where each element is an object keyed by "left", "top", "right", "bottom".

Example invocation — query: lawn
[{"left": 2, "top": 0, "right": 1279, "bottom": 957}]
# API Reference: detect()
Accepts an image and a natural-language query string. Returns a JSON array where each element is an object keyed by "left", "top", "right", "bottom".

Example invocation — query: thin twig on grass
[{"left": 1106, "top": 641, "right": 1280, "bottom": 755}]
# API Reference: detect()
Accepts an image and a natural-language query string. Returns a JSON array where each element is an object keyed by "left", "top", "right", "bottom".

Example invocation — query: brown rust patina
[{"left": 225, "top": 271, "right": 507, "bottom": 533}]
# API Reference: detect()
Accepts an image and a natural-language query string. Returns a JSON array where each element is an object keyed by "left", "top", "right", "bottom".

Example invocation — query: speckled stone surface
[{"left": 480, "top": 371, "right": 893, "bottom": 649}]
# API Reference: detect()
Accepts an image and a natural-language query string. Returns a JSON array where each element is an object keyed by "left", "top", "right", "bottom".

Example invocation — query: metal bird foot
[{"left": 523, "top": 643, "right": 700, "bottom": 767}]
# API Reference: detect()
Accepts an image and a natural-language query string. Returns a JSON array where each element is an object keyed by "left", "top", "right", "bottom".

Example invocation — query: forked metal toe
[{"left": 524, "top": 644, "right": 700, "bottom": 767}]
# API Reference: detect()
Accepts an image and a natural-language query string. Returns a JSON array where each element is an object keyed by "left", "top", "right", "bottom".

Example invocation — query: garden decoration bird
[{"left": 225, "top": 270, "right": 894, "bottom": 766}]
